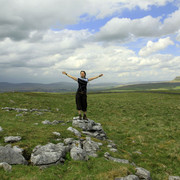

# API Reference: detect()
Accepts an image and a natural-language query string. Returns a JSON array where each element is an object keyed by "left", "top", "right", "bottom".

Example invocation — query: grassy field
[{"left": 0, "top": 91, "right": 180, "bottom": 180}]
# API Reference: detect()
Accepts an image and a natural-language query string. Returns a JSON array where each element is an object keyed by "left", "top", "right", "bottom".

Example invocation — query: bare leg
[
  {"left": 78, "top": 110, "right": 81, "bottom": 115},
  {"left": 83, "top": 111, "right": 86, "bottom": 115}
]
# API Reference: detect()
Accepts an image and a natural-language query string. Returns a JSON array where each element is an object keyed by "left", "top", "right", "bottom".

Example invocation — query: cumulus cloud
[
  {"left": 95, "top": 8, "right": 180, "bottom": 42},
  {"left": 0, "top": 0, "right": 176, "bottom": 41},
  {"left": 139, "top": 37, "right": 174, "bottom": 56}
]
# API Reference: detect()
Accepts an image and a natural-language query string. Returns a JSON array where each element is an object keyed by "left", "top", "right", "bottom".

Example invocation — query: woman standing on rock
[{"left": 62, "top": 71, "right": 103, "bottom": 120}]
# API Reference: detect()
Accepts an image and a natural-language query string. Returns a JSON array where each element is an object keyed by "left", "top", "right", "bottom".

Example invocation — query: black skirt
[{"left": 75, "top": 91, "right": 87, "bottom": 112}]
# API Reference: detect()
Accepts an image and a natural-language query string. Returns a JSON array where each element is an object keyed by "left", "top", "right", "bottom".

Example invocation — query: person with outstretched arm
[{"left": 62, "top": 71, "right": 103, "bottom": 120}]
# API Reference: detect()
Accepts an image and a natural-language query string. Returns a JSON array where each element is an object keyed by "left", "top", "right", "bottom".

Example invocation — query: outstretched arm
[
  {"left": 62, "top": 71, "right": 77, "bottom": 81},
  {"left": 88, "top": 74, "right": 103, "bottom": 81}
]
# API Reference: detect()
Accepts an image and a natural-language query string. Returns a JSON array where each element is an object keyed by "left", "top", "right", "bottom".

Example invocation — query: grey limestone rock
[
  {"left": 30, "top": 143, "right": 67, "bottom": 166},
  {"left": 72, "top": 117, "right": 107, "bottom": 140},
  {"left": 135, "top": 167, "right": 151, "bottom": 180},
  {"left": 169, "top": 176, "right": 180, "bottom": 180},
  {"left": 104, "top": 152, "right": 129, "bottom": 164},
  {"left": 0, "top": 145, "right": 27, "bottom": 165},
  {"left": 67, "top": 127, "right": 81, "bottom": 137},
  {"left": 4, "top": 136, "right": 22, "bottom": 143},
  {"left": 0, "top": 162, "right": 12, "bottom": 172},
  {"left": 115, "top": 175, "right": 139, "bottom": 180}
]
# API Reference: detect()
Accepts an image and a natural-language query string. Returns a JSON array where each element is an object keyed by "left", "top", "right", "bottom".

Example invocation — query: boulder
[
  {"left": 0, "top": 162, "right": 12, "bottom": 172},
  {"left": 135, "top": 167, "right": 151, "bottom": 180},
  {"left": 0, "top": 126, "right": 3, "bottom": 132},
  {"left": 0, "top": 145, "right": 27, "bottom": 165},
  {"left": 30, "top": 143, "right": 68, "bottom": 166},
  {"left": 4, "top": 136, "right": 22, "bottom": 143}
]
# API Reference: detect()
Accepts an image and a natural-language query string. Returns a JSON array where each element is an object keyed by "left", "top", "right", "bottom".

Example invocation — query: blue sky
[{"left": 0, "top": 0, "right": 180, "bottom": 83}]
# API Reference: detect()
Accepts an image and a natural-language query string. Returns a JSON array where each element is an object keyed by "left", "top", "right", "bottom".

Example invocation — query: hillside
[
  {"left": 106, "top": 81, "right": 180, "bottom": 92},
  {"left": 0, "top": 91, "right": 179, "bottom": 179}
]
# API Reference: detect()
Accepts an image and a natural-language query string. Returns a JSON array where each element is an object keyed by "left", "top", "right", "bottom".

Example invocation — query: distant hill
[
  {"left": 0, "top": 82, "right": 120, "bottom": 93},
  {"left": 106, "top": 81, "right": 180, "bottom": 91},
  {"left": 173, "top": 76, "right": 180, "bottom": 82}
]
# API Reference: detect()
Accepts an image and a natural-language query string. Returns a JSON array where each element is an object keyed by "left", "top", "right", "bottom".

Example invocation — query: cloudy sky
[{"left": 0, "top": 0, "right": 180, "bottom": 83}]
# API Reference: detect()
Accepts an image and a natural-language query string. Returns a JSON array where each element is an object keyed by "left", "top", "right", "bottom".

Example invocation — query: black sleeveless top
[{"left": 77, "top": 77, "right": 88, "bottom": 94}]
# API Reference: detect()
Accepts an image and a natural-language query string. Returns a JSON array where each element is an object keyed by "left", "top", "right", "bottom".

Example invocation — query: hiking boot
[
  {"left": 79, "top": 114, "right": 82, "bottom": 120},
  {"left": 83, "top": 114, "right": 88, "bottom": 120}
]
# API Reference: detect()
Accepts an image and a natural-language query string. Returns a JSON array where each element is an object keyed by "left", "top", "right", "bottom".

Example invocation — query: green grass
[{"left": 0, "top": 91, "right": 180, "bottom": 180}]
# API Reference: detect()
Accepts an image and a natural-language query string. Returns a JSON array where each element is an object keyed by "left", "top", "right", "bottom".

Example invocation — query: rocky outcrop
[
  {"left": 0, "top": 145, "right": 27, "bottom": 165},
  {"left": 72, "top": 117, "right": 107, "bottom": 140}
]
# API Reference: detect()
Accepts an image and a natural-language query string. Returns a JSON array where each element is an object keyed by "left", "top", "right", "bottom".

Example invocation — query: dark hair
[{"left": 80, "top": 70, "right": 86, "bottom": 78}]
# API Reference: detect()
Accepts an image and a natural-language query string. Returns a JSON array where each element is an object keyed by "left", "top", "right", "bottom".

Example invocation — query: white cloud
[
  {"left": 95, "top": 8, "right": 180, "bottom": 42},
  {"left": 0, "top": 0, "right": 175, "bottom": 41},
  {"left": 139, "top": 37, "right": 174, "bottom": 56}
]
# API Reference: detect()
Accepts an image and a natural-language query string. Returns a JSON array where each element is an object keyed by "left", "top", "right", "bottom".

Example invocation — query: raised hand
[{"left": 62, "top": 71, "right": 67, "bottom": 75}]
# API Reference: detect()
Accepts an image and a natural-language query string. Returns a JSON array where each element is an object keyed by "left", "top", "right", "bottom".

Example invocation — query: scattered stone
[
  {"left": 4, "top": 136, "right": 22, "bottom": 143},
  {"left": 0, "top": 145, "right": 27, "bottom": 165},
  {"left": 133, "top": 151, "right": 142, "bottom": 155},
  {"left": 56, "top": 139, "right": 61, "bottom": 141},
  {"left": 2, "top": 107, "right": 50, "bottom": 113},
  {"left": 67, "top": 127, "right": 81, "bottom": 137},
  {"left": 115, "top": 175, "right": 139, "bottom": 180},
  {"left": 16, "top": 113, "right": 23, "bottom": 117},
  {"left": 34, "top": 123, "right": 38, "bottom": 125},
  {"left": 0, "top": 162, "right": 12, "bottom": 172},
  {"left": 110, "top": 148, "right": 118, "bottom": 152},
  {"left": 0, "top": 126, "right": 3, "bottom": 132},
  {"left": 135, "top": 167, "right": 151, "bottom": 180},
  {"left": 72, "top": 117, "right": 107, "bottom": 140},
  {"left": 9, "top": 100, "right": 15, "bottom": 104},
  {"left": 34, "top": 112, "right": 43, "bottom": 115},
  {"left": 56, "top": 108, "right": 59, "bottom": 111},
  {"left": 169, "top": 176, "right": 180, "bottom": 180},
  {"left": 30, "top": 143, "right": 67, "bottom": 166},
  {"left": 104, "top": 152, "right": 129, "bottom": 164},
  {"left": 52, "top": 132, "right": 61, "bottom": 136},
  {"left": 42, "top": 120, "right": 64, "bottom": 125}
]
